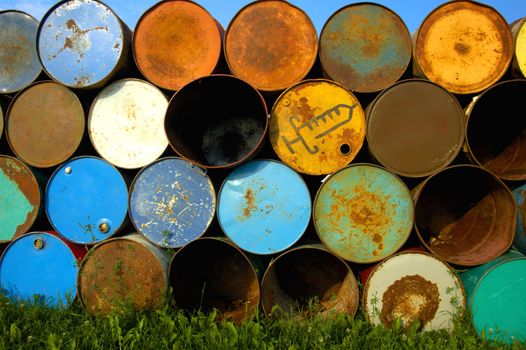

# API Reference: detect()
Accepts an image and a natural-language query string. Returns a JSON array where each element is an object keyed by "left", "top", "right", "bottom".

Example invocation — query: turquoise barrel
[
  {"left": 460, "top": 251, "right": 526, "bottom": 344},
  {"left": 513, "top": 184, "right": 526, "bottom": 254}
]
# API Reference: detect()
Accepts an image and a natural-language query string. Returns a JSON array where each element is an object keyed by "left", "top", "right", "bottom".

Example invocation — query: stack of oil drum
[{"left": 0, "top": 0, "right": 525, "bottom": 345}]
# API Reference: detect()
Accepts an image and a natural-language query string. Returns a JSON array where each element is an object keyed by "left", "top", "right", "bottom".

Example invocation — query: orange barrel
[
  {"left": 465, "top": 80, "right": 526, "bottom": 181},
  {"left": 6, "top": 81, "right": 84, "bottom": 168},
  {"left": 224, "top": 0, "right": 318, "bottom": 92},
  {"left": 413, "top": 1, "right": 513, "bottom": 95},
  {"left": 78, "top": 234, "right": 171, "bottom": 315},
  {"left": 169, "top": 237, "right": 260, "bottom": 324},
  {"left": 366, "top": 79, "right": 465, "bottom": 178},
  {"left": 414, "top": 165, "right": 516, "bottom": 266},
  {"left": 133, "top": 0, "right": 223, "bottom": 91},
  {"left": 319, "top": 3, "right": 411, "bottom": 93},
  {"left": 165, "top": 75, "right": 268, "bottom": 168},
  {"left": 510, "top": 17, "right": 526, "bottom": 78},
  {"left": 261, "top": 244, "right": 359, "bottom": 318},
  {"left": 363, "top": 252, "right": 465, "bottom": 331},
  {"left": 270, "top": 79, "right": 365, "bottom": 175},
  {"left": 88, "top": 78, "right": 168, "bottom": 169}
]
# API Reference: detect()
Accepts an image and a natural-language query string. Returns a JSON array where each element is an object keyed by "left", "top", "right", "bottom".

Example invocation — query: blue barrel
[
  {"left": 45, "top": 156, "right": 128, "bottom": 244},
  {"left": 0, "top": 232, "right": 78, "bottom": 307},
  {"left": 514, "top": 184, "right": 526, "bottom": 254},
  {"left": 37, "top": 0, "right": 131, "bottom": 89},
  {"left": 217, "top": 159, "right": 311, "bottom": 255},
  {"left": 129, "top": 157, "right": 215, "bottom": 248}
]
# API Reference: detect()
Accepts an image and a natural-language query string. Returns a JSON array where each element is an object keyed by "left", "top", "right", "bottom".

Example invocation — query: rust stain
[
  {"left": 454, "top": 42, "right": 470, "bottom": 55},
  {"left": 240, "top": 188, "right": 257, "bottom": 220}
]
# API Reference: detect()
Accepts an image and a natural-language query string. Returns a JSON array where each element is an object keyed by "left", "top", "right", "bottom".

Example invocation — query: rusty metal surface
[
  {"left": 510, "top": 17, "right": 526, "bottom": 78},
  {"left": 0, "top": 101, "right": 3, "bottom": 139},
  {"left": 313, "top": 163, "right": 414, "bottom": 264},
  {"left": 224, "top": 0, "right": 318, "bottom": 92},
  {"left": 169, "top": 237, "right": 260, "bottom": 324},
  {"left": 414, "top": 165, "right": 516, "bottom": 266},
  {"left": 414, "top": 1, "right": 513, "bottom": 94},
  {"left": 367, "top": 79, "right": 465, "bottom": 178},
  {"left": 133, "top": 0, "right": 222, "bottom": 91},
  {"left": 6, "top": 81, "right": 84, "bottom": 168},
  {"left": 270, "top": 79, "right": 365, "bottom": 175},
  {"left": 261, "top": 244, "right": 359, "bottom": 318},
  {"left": 319, "top": 3, "right": 411, "bottom": 93},
  {"left": 513, "top": 184, "right": 526, "bottom": 254},
  {"left": 465, "top": 80, "right": 526, "bottom": 181},
  {"left": 78, "top": 234, "right": 171, "bottom": 315},
  {"left": 165, "top": 75, "right": 268, "bottom": 168}
]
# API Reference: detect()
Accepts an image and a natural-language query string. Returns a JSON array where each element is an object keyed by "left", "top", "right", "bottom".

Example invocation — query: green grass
[{"left": 0, "top": 295, "right": 524, "bottom": 350}]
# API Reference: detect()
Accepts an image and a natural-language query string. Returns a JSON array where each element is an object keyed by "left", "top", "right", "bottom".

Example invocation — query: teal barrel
[
  {"left": 513, "top": 184, "right": 526, "bottom": 254},
  {"left": 460, "top": 251, "right": 526, "bottom": 344}
]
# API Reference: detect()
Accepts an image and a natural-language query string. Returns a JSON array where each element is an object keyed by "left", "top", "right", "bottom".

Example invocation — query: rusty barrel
[
  {"left": 217, "top": 159, "right": 311, "bottom": 255},
  {"left": 465, "top": 80, "right": 526, "bottom": 181},
  {"left": 89, "top": 78, "right": 168, "bottom": 169},
  {"left": 0, "top": 156, "right": 40, "bottom": 242},
  {"left": 261, "top": 244, "right": 359, "bottom": 318},
  {"left": 270, "top": 79, "right": 366, "bottom": 175},
  {"left": 364, "top": 251, "right": 465, "bottom": 331},
  {"left": 319, "top": 3, "right": 411, "bottom": 93},
  {"left": 165, "top": 75, "right": 268, "bottom": 168},
  {"left": 133, "top": 0, "right": 223, "bottom": 91},
  {"left": 413, "top": 1, "right": 513, "bottom": 95},
  {"left": 169, "top": 237, "right": 260, "bottom": 324},
  {"left": 314, "top": 164, "right": 413, "bottom": 264},
  {"left": 37, "top": 0, "right": 132, "bottom": 89},
  {"left": 129, "top": 157, "right": 215, "bottom": 248},
  {"left": 414, "top": 165, "right": 516, "bottom": 266},
  {"left": 510, "top": 17, "right": 526, "bottom": 78},
  {"left": 46, "top": 156, "right": 128, "bottom": 245},
  {"left": 6, "top": 81, "right": 84, "bottom": 168},
  {"left": 224, "top": 0, "right": 317, "bottom": 92},
  {"left": 513, "top": 184, "right": 526, "bottom": 254},
  {"left": 78, "top": 234, "right": 171, "bottom": 315},
  {"left": 366, "top": 79, "right": 465, "bottom": 178}
]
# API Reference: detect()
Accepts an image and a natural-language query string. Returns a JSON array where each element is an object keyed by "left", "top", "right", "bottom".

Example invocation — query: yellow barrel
[
  {"left": 413, "top": 1, "right": 513, "bottom": 95},
  {"left": 270, "top": 79, "right": 365, "bottom": 175},
  {"left": 510, "top": 17, "right": 526, "bottom": 78}
]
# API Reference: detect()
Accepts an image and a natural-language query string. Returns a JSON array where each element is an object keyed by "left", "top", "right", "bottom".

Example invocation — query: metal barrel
[
  {"left": 460, "top": 250, "right": 526, "bottom": 344},
  {"left": 0, "top": 11, "right": 42, "bottom": 94},
  {"left": 261, "top": 244, "right": 359, "bottom": 318},
  {"left": 88, "top": 78, "right": 168, "bottom": 169},
  {"left": 6, "top": 81, "right": 84, "bottom": 168},
  {"left": 133, "top": 0, "right": 223, "bottom": 91},
  {"left": 319, "top": 3, "right": 411, "bottom": 93},
  {"left": 78, "top": 233, "right": 171, "bottom": 315},
  {"left": 413, "top": 1, "right": 513, "bottom": 95},
  {"left": 169, "top": 237, "right": 260, "bottom": 324},
  {"left": 510, "top": 17, "right": 526, "bottom": 78},
  {"left": 364, "top": 251, "right": 465, "bottom": 331},
  {"left": 513, "top": 184, "right": 526, "bottom": 254},
  {"left": 164, "top": 75, "right": 268, "bottom": 169},
  {"left": 366, "top": 79, "right": 465, "bottom": 178},
  {"left": 217, "top": 159, "right": 311, "bottom": 255},
  {"left": 0, "top": 232, "right": 79, "bottom": 307},
  {"left": 45, "top": 156, "right": 128, "bottom": 245},
  {"left": 465, "top": 80, "right": 526, "bottom": 181},
  {"left": 414, "top": 165, "right": 516, "bottom": 266},
  {"left": 313, "top": 163, "right": 413, "bottom": 264},
  {"left": 224, "top": 0, "right": 318, "bottom": 92},
  {"left": 269, "top": 79, "right": 366, "bottom": 176},
  {"left": 0, "top": 155, "right": 41, "bottom": 242},
  {"left": 129, "top": 157, "right": 215, "bottom": 248},
  {"left": 37, "top": 0, "right": 132, "bottom": 89}
]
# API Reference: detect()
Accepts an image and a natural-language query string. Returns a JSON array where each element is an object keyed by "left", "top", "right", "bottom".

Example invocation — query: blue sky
[{"left": 2, "top": 0, "right": 526, "bottom": 34}]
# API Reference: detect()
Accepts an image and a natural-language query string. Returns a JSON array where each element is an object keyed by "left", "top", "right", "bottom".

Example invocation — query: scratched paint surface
[
  {"left": 314, "top": 164, "right": 413, "bottom": 263},
  {"left": 130, "top": 158, "right": 215, "bottom": 248},
  {"left": 217, "top": 159, "right": 311, "bottom": 255},
  {"left": 270, "top": 80, "right": 365, "bottom": 175},
  {"left": 513, "top": 184, "right": 526, "bottom": 254},
  {"left": 46, "top": 157, "right": 128, "bottom": 244},
  {"left": 0, "top": 232, "right": 78, "bottom": 307},
  {"left": 38, "top": 0, "right": 124, "bottom": 88}
]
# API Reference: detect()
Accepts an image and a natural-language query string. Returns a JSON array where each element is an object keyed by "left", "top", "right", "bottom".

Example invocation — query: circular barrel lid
[
  {"left": 46, "top": 157, "right": 128, "bottom": 245},
  {"left": 314, "top": 164, "right": 413, "bottom": 263},
  {"left": 129, "top": 157, "right": 215, "bottom": 248},
  {"left": 511, "top": 18, "right": 526, "bottom": 78},
  {"left": 6, "top": 81, "right": 84, "bottom": 168},
  {"left": 218, "top": 159, "right": 311, "bottom": 255},
  {"left": 270, "top": 79, "right": 365, "bottom": 175},
  {"left": 89, "top": 79, "right": 168, "bottom": 169}
]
